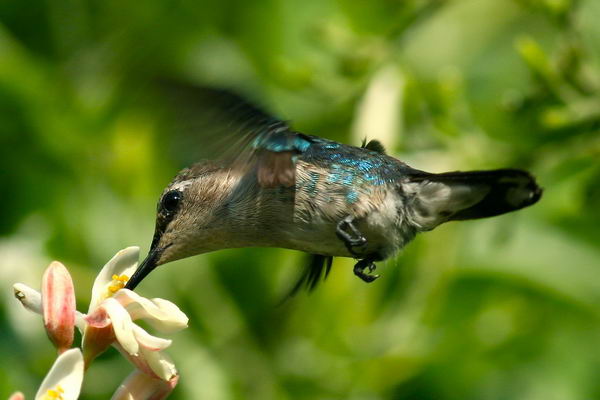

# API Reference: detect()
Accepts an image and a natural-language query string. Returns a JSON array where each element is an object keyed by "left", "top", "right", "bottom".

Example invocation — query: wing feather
[{"left": 151, "top": 78, "right": 312, "bottom": 187}]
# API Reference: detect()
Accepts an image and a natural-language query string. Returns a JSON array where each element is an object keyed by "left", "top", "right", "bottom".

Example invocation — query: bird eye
[{"left": 161, "top": 190, "right": 182, "bottom": 215}]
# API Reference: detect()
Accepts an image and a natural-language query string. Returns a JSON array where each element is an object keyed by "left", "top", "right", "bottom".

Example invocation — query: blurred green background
[{"left": 1, "top": 0, "right": 600, "bottom": 399}]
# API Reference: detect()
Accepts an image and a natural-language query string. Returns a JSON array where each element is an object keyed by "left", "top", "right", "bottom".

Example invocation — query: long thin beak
[{"left": 125, "top": 247, "right": 162, "bottom": 290}]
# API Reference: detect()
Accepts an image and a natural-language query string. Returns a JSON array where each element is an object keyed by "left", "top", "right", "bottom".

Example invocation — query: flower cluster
[{"left": 10, "top": 247, "right": 188, "bottom": 400}]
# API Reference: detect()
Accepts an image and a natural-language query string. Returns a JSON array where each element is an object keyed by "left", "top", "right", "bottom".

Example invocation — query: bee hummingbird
[{"left": 125, "top": 81, "right": 542, "bottom": 292}]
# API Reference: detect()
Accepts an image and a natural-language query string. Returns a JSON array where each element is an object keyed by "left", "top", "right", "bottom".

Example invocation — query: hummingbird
[{"left": 124, "top": 80, "right": 542, "bottom": 293}]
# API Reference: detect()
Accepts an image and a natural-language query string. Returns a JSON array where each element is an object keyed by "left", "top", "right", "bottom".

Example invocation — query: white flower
[
  {"left": 13, "top": 247, "right": 188, "bottom": 384},
  {"left": 9, "top": 349, "right": 84, "bottom": 400},
  {"left": 81, "top": 247, "right": 187, "bottom": 381},
  {"left": 87, "top": 247, "right": 141, "bottom": 312},
  {"left": 35, "top": 349, "right": 84, "bottom": 400}
]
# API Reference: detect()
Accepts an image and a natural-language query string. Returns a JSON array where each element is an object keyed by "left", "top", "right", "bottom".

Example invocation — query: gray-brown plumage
[{"left": 124, "top": 81, "right": 542, "bottom": 292}]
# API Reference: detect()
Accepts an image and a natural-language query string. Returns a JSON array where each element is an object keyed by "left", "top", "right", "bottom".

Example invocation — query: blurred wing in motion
[{"left": 150, "top": 78, "right": 314, "bottom": 187}]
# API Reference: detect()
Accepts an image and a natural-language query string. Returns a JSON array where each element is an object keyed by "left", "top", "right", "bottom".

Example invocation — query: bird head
[{"left": 125, "top": 161, "right": 234, "bottom": 290}]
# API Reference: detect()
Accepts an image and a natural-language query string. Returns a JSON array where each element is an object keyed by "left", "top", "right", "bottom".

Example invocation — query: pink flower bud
[
  {"left": 42, "top": 261, "right": 76, "bottom": 354},
  {"left": 8, "top": 392, "right": 25, "bottom": 400}
]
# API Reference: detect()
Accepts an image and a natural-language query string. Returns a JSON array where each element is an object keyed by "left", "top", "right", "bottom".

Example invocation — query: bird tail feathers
[{"left": 404, "top": 168, "right": 542, "bottom": 230}]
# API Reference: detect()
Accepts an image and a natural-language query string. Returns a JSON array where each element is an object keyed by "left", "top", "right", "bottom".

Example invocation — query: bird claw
[
  {"left": 336, "top": 216, "right": 368, "bottom": 256},
  {"left": 347, "top": 236, "right": 368, "bottom": 256},
  {"left": 353, "top": 259, "right": 379, "bottom": 283},
  {"left": 348, "top": 236, "right": 366, "bottom": 247}
]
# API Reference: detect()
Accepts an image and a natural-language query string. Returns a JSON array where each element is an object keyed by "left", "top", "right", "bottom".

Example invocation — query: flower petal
[
  {"left": 82, "top": 307, "right": 115, "bottom": 366},
  {"left": 34, "top": 348, "right": 84, "bottom": 400},
  {"left": 132, "top": 324, "right": 172, "bottom": 351},
  {"left": 139, "top": 347, "right": 178, "bottom": 382},
  {"left": 13, "top": 283, "right": 42, "bottom": 314},
  {"left": 111, "top": 369, "right": 178, "bottom": 400},
  {"left": 102, "top": 298, "right": 138, "bottom": 356},
  {"left": 42, "top": 262, "right": 76, "bottom": 353},
  {"left": 8, "top": 392, "right": 25, "bottom": 400},
  {"left": 84, "top": 307, "right": 111, "bottom": 329},
  {"left": 112, "top": 343, "right": 156, "bottom": 378},
  {"left": 89, "top": 247, "right": 139, "bottom": 312},
  {"left": 113, "top": 290, "right": 188, "bottom": 333},
  {"left": 75, "top": 311, "right": 87, "bottom": 333},
  {"left": 113, "top": 342, "right": 178, "bottom": 383},
  {"left": 82, "top": 324, "right": 115, "bottom": 367}
]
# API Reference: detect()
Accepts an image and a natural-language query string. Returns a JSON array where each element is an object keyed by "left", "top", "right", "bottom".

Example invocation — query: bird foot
[
  {"left": 353, "top": 259, "right": 379, "bottom": 283},
  {"left": 336, "top": 216, "right": 368, "bottom": 256}
]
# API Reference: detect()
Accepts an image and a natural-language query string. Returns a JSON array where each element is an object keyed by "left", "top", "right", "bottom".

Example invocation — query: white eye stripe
[{"left": 169, "top": 180, "right": 193, "bottom": 192}]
